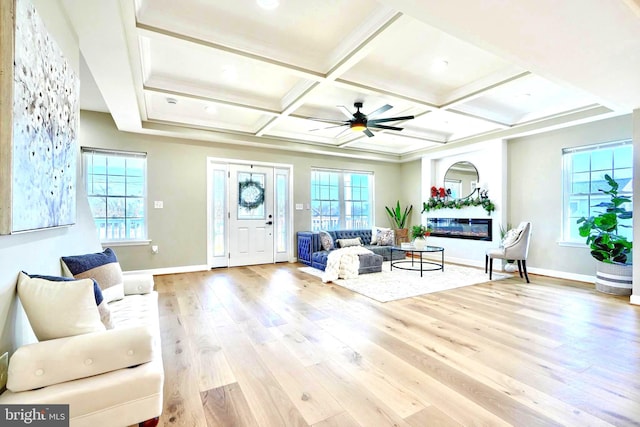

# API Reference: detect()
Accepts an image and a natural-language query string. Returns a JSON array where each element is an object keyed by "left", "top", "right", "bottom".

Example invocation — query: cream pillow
[
  {"left": 336, "top": 237, "right": 363, "bottom": 248},
  {"left": 17, "top": 272, "right": 106, "bottom": 341}
]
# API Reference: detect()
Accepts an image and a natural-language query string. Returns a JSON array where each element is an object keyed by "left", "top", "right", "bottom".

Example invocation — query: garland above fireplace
[{"left": 426, "top": 218, "right": 493, "bottom": 241}]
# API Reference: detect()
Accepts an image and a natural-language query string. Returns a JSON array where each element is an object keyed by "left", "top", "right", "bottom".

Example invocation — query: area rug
[{"left": 299, "top": 261, "right": 510, "bottom": 302}]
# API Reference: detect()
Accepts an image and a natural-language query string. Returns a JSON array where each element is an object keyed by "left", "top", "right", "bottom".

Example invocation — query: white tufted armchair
[{"left": 485, "top": 222, "right": 532, "bottom": 283}]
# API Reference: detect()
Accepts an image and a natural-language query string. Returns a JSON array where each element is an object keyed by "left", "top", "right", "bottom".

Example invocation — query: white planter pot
[
  {"left": 595, "top": 261, "right": 632, "bottom": 296},
  {"left": 503, "top": 262, "right": 518, "bottom": 273},
  {"left": 413, "top": 237, "right": 426, "bottom": 250}
]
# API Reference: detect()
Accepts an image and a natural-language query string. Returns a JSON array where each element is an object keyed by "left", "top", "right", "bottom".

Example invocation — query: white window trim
[
  {"left": 82, "top": 147, "right": 149, "bottom": 243},
  {"left": 560, "top": 139, "right": 632, "bottom": 245},
  {"left": 311, "top": 167, "right": 374, "bottom": 231}
]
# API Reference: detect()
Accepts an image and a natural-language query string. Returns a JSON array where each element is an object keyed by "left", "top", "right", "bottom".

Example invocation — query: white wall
[{"left": 420, "top": 139, "right": 507, "bottom": 267}]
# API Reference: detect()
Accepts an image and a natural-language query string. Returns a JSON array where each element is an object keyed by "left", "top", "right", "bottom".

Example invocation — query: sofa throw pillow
[
  {"left": 502, "top": 228, "right": 521, "bottom": 247},
  {"left": 25, "top": 273, "right": 114, "bottom": 329},
  {"left": 17, "top": 272, "right": 106, "bottom": 341},
  {"left": 371, "top": 226, "right": 391, "bottom": 244},
  {"left": 318, "top": 230, "right": 334, "bottom": 251},
  {"left": 61, "top": 248, "right": 125, "bottom": 303},
  {"left": 377, "top": 229, "right": 395, "bottom": 246},
  {"left": 336, "top": 237, "right": 362, "bottom": 248}
]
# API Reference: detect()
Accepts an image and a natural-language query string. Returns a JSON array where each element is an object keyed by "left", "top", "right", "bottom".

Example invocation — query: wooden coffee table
[{"left": 390, "top": 245, "right": 444, "bottom": 277}]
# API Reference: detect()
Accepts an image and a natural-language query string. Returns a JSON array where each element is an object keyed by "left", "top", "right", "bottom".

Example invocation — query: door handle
[{"left": 266, "top": 221, "right": 273, "bottom": 225}]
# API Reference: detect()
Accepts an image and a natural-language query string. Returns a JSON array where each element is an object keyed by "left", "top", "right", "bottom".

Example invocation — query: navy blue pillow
[{"left": 23, "top": 272, "right": 104, "bottom": 306}]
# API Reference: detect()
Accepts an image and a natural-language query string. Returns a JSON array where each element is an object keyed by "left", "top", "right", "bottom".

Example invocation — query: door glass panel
[
  {"left": 213, "top": 169, "right": 226, "bottom": 257},
  {"left": 237, "top": 172, "right": 265, "bottom": 219},
  {"left": 276, "top": 173, "right": 287, "bottom": 253}
]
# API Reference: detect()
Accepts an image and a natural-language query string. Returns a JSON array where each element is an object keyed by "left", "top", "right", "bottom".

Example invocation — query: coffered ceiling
[{"left": 62, "top": 0, "right": 640, "bottom": 162}]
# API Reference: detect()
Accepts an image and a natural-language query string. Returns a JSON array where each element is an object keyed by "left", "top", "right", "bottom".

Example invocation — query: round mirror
[{"left": 444, "top": 161, "right": 479, "bottom": 199}]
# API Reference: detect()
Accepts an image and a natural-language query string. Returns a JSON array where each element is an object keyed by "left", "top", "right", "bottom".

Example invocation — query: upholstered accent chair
[{"left": 485, "top": 222, "right": 532, "bottom": 283}]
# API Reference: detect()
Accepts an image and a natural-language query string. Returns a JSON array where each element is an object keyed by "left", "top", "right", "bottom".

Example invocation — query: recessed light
[
  {"left": 221, "top": 66, "right": 238, "bottom": 82},
  {"left": 204, "top": 105, "right": 217, "bottom": 114},
  {"left": 257, "top": 0, "right": 279, "bottom": 10},
  {"left": 166, "top": 97, "right": 178, "bottom": 105},
  {"left": 431, "top": 59, "right": 449, "bottom": 73}
]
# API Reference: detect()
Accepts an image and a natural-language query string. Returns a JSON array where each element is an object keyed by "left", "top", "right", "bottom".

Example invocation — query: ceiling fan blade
[
  {"left": 368, "top": 115, "right": 415, "bottom": 124},
  {"left": 310, "top": 124, "right": 347, "bottom": 132},
  {"left": 368, "top": 124, "right": 404, "bottom": 131},
  {"left": 337, "top": 105, "right": 355, "bottom": 119},
  {"left": 367, "top": 104, "right": 393, "bottom": 118},
  {"left": 306, "top": 117, "right": 348, "bottom": 125},
  {"left": 363, "top": 128, "right": 375, "bottom": 137}
]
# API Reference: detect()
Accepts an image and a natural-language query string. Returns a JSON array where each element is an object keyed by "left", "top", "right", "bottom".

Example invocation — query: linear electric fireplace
[{"left": 426, "top": 218, "right": 493, "bottom": 241}]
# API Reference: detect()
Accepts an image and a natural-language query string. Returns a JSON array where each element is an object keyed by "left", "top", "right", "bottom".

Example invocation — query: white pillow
[
  {"left": 371, "top": 226, "right": 391, "bottom": 244},
  {"left": 17, "top": 272, "right": 106, "bottom": 341},
  {"left": 502, "top": 228, "right": 521, "bottom": 247}
]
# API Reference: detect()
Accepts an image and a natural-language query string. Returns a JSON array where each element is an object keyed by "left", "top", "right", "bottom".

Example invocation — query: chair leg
[
  {"left": 485, "top": 255, "right": 488, "bottom": 273},
  {"left": 517, "top": 260, "right": 523, "bottom": 278},
  {"left": 489, "top": 257, "right": 493, "bottom": 280},
  {"left": 522, "top": 260, "right": 530, "bottom": 283}
]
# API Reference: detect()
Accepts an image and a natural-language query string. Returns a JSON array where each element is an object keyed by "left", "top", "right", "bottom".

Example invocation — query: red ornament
[
  {"left": 439, "top": 187, "right": 446, "bottom": 198},
  {"left": 431, "top": 186, "right": 438, "bottom": 198}
]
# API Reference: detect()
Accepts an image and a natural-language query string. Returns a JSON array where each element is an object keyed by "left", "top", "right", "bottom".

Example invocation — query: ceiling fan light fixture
[{"left": 350, "top": 122, "right": 367, "bottom": 132}]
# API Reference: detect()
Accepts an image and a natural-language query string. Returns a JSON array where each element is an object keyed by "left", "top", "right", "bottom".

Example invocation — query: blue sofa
[{"left": 297, "top": 229, "right": 405, "bottom": 271}]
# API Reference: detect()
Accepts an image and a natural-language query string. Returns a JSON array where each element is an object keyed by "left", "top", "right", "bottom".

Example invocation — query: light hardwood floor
[{"left": 154, "top": 262, "right": 640, "bottom": 427}]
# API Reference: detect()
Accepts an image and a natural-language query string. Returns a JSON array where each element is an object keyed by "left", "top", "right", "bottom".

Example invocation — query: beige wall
[
  {"left": 508, "top": 114, "right": 633, "bottom": 276},
  {"left": 399, "top": 159, "right": 422, "bottom": 228},
  {"left": 80, "top": 111, "right": 407, "bottom": 271}
]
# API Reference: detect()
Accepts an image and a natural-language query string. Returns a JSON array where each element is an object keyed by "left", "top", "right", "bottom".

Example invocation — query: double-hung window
[
  {"left": 311, "top": 168, "right": 373, "bottom": 231},
  {"left": 82, "top": 148, "right": 147, "bottom": 242},
  {"left": 562, "top": 140, "right": 632, "bottom": 243}
]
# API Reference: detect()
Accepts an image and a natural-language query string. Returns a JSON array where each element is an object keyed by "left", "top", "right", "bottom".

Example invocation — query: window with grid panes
[
  {"left": 82, "top": 148, "right": 147, "bottom": 242},
  {"left": 310, "top": 169, "right": 373, "bottom": 231},
  {"left": 562, "top": 140, "right": 632, "bottom": 243}
]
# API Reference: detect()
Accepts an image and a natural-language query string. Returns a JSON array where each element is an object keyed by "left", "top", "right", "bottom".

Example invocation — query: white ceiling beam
[
  {"left": 62, "top": 0, "right": 141, "bottom": 131},
  {"left": 144, "top": 86, "right": 281, "bottom": 116},
  {"left": 136, "top": 23, "right": 325, "bottom": 82}
]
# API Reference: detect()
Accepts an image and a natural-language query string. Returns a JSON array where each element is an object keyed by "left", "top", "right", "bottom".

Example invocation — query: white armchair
[{"left": 485, "top": 222, "right": 532, "bottom": 283}]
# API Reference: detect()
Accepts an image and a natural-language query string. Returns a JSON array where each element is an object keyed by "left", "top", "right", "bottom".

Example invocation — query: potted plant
[
  {"left": 577, "top": 174, "right": 633, "bottom": 295},
  {"left": 385, "top": 201, "right": 413, "bottom": 244},
  {"left": 411, "top": 224, "right": 432, "bottom": 249}
]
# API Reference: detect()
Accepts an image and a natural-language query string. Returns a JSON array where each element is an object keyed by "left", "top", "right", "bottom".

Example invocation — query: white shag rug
[{"left": 299, "top": 261, "right": 510, "bottom": 302}]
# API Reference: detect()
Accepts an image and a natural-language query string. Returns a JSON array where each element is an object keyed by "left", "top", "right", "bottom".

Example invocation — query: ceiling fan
[{"left": 308, "top": 102, "right": 415, "bottom": 137}]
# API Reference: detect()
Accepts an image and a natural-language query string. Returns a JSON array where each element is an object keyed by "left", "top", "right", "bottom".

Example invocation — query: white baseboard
[
  {"left": 420, "top": 254, "right": 596, "bottom": 283},
  {"left": 124, "top": 264, "right": 210, "bottom": 276},
  {"left": 630, "top": 294, "right": 640, "bottom": 306}
]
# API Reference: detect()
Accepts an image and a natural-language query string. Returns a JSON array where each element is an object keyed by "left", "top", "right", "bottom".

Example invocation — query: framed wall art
[{"left": 0, "top": 0, "right": 79, "bottom": 234}]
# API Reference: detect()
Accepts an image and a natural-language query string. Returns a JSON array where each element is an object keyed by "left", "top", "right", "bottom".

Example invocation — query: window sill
[
  {"left": 557, "top": 240, "right": 587, "bottom": 248},
  {"left": 101, "top": 240, "right": 151, "bottom": 247}
]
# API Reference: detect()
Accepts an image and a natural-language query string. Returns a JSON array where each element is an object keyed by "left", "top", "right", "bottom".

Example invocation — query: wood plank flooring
[{"left": 153, "top": 263, "right": 640, "bottom": 427}]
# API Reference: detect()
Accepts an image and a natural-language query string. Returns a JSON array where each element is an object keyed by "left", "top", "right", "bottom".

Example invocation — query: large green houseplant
[
  {"left": 577, "top": 174, "right": 633, "bottom": 294},
  {"left": 385, "top": 201, "right": 413, "bottom": 244}
]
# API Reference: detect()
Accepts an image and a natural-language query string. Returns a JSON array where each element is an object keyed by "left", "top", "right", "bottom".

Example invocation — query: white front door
[{"left": 228, "top": 164, "right": 274, "bottom": 266}]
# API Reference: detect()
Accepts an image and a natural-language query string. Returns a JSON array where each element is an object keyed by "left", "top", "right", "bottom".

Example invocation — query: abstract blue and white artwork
[{"left": 10, "top": 0, "right": 79, "bottom": 232}]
